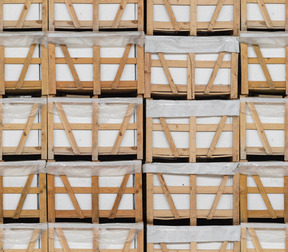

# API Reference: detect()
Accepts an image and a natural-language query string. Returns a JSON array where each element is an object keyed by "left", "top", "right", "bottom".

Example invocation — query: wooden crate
[
  {"left": 48, "top": 97, "right": 143, "bottom": 160},
  {"left": 0, "top": 0, "right": 47, "bottom": 30},
  {"left": 144, "top": 162, "right": 239, "bottom": 225},
  {"left": 241, "top": 0, "right": 288, "bottom": 30},
  {"left": 147, "top": 225, "right": 241, "bottom": 252},
  {"left": 146, "top": 100, "right": 240, "bottom": 162},
  {"left": 0, "top": 97, "right": 47, "bottom": 160},
  {"left": 240, "top": 98, "right": 288, "bottom": 160},
  {"left": 146, "top": 0, "right": 240, "bottom": 35},
  {"left": 240, "top": 162, "right": 288, "bottom": 222},
  {"left": 241, "top": 33, "right": 288, "bottom": 95},
  {"left": 47, "top": 161, "right": 142, "bottom": 222},
  {"left": 0, "top": 161, "right": 46, "bottom": 222},
  {"left": 145, "top": 36, "right": 239, "bottom": 99},
  {"left": 0, "top": 33, "right": 48, "bottom": 95},
  {"left": 241, "top": 223, "right": 288, "bottom": 251},
  {"left": 48, "top": 223, "right": 143, "bottom": 252},
  {"left": 48, "top": 0, "right": 143, "bottom": 31},
  {"left": 0, "top": 224, "right": 47, "bottom": 252},
  {"left": 47, "top": 32, "right": 144, "bottom": 95}
]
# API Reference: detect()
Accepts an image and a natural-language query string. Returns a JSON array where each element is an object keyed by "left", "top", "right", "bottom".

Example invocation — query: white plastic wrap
[
  {"left": 145, "top": 36, "right": 239, "bottom": 53},
  {"left": 143, "top": 162, "right": 238, "bottom": 175},
  {"left": 46, "top": 32, "right": 145, "bottom": 47},
  {"left": 146, "top": 100, "right": 240, "bottom": 118},
  {"left": 0, "top": 224, "right": 47, "bottom": 249},
  {"left": 239, "top": 162, "right": 288, "bottom": 177},
  {"left": 46, "top": 160, "right": 141, "bottom": 177},
  {"left": 147, "top": 225, "right": 240, "bottom": 243},
  {"left": 0, "top": 161, "right": 46, "bottom": 176},
  {"left": 0, "top": 32, "right": 45, "bottom": 47},
  {"left": 240, "top": 32, "right": 288, "bottom": 47},
  {"left": 49, "top": 223, "right": 142, "bottom": 246}
]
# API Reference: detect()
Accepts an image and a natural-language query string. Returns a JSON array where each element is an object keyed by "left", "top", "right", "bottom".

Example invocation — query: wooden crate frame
[
  {"left": 48, "top": 43, "right": 144, "bottom": 95},
  {"left": 240, "top": 99, "right": 288, "bottom": 160},
  {"left": 241, "top": 0, "right": 288, "bottom": 31},
  {"left": 48, "top": 97, "right": 143, "bottom": 160},
  {"left": 146, "top": 101, "right": 240, "bottom": 162},
  {"left": 241, "top": 43, "right": 288, "bottom": 95},
  {"left": 146, "top": 0, "right": 240, "bottom": 35},
  {"left": 47, "top": 162, "right": 142, "bottom": 222},
  {"left": 0, "top": 224, "right": 48, "bottom": 252},
  {"left": 0, "top": 161, "right": 47, "bottom": 222},
  {"left": 0, "top": 98, "right": 47, "bottom": 160},
  {"left": 0, "top": 0, "right": 48, "bottom": 31},
  {"left": 145, "top": 51, "right": 238, "bottom": 99},
  {"left": 146, "top": 171, "right": 239, "bottom": 225},
  {"left": 48, "top": 0, "right": 144, "bottom": 31},
  {"left": 241, "top": 224, "right": 288, "bottom": 252},
  {"left": 48, "top": 223, "right": 144, "bottom": 252},
  {"left": 0, "top": 44, "right": 48, "bottom": 95},
  {"left": 147, "top": 225, "right": 241, "bottom": 252}
]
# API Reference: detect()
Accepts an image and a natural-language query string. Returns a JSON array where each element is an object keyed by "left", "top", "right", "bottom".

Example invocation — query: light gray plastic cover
[
  {"left": 0, "top": 161, "right": 46, "bottom": 176},
  {"left": 239, "top": 162, "right": 288, "bottom": 177},
  {"left": 240, "top": 32, "right": 288, "bottom": 47},
  {"left": 0, "top": 32, "right": 45, "bottom": 47}
]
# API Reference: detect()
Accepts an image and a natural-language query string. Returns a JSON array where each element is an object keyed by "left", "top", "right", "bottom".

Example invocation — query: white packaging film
[
  {"left": 144, "top": 163, "right": 236, "bottom": 214},
  {"left": 147, "top": 225, "right": 240, "bottom": 250},
  {"left": 49, "top": 97, "right": 141, "bottom": 150},
  {"left": 1, "top": 98, "right": 46, "bottom": 150},
  {"left": 241, "top": 97, "right": 287, "bottom": 150},
  {"left": 49, "top": 223, "right": 142, "bottom": 250},
  {"left": 0, "top": 161, "right": 45, "bottom": 211}
]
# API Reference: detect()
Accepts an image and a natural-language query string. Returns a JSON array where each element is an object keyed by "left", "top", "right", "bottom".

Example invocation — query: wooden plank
[
  {"left": 41, "top": 99, "right": 47, "bottom": 160},
  {"left": 163, "top": 0, "right": 179, "bottom": 31},
  {"left": 189, "top": 117, "right": 196, "bottom": 162},
  {"left": 60, "top": 175, "right": 85, "bottom": 219},
  {"left": 122, "top": 229, "right": 135, "bottom": 252},
  {"left": 187, "top": 54, "right": 192, "bottom": 99},
  {"left": 158, "top": 53, "right": 178, "bottom": 94},
  {"left": 138, "top": 0, "right": 144, "bottom": 31},
  {"left": 233, "top": 173, "right": 240, "bottom": 225},
  {"left": 92, "top": 100, "right": 99, "bottom": 161},
  {"left": 41, "top": 45, "right": 49, "bottom": 95},
  {"left": 247, "top": 102, "right": 273, "bottom": 155},
  {"left": 233, "top": 116, "right": 240, "bottom": 162},
  {"left": 285, "top": 103, "right": 288, "bottom": 161},
  {"left": 64, "top": 0, "right": 81, "bottom": 28},
  {"left": 137, "top": 45, "right": 144, "bottom": 94},
  {"left": 146, "top": 117, "right": 153, "bottom": 163},
  {"left": 230, "top": 53, "right": 238, "bottom": 99},
  {"left": 15, "top": 104, "right": 38, "bottom": 155},
  {"left": 111, "top": 44, "right": 132, "bottom": 89},
  {"left": 60, "top": 45, "right": 83, "bottom": 89},
  {"left": 204, "top": 52, "right": 225, "bottom": 94},
  {"left": 15, "top": 0, "right": 32, "bottom": 28},
  {"left": 144, "top": 53, "right": 152, "bottom": 98},
  {"left": 146, "top": 0, "right": 154, "bottom": 34},
  {"left": 27, "top": 229, "right": 39, "bottom": 252},
  {"left": 157, "top": 173, "right": 180, "bottom": 219},
  {"left": 240, "top": 101, "right": 247, "bottom": 160},
  {"left": 47, "top": 174, "right": 55, "bottom": 222},
  {"left": 0, "top": 177, "right": 3, "bottom": 223},
  {"left": 48, "top": 44, "right": 56, "bottom": 95},
  {"left": 190, "top": 242, "right": 197, "bottom": 252},
  {"left": 240, "top": 174, "right": 248, "bottom": 222},
  {"left": 0, "top": 46, "right": 4, "bottom": 95},
  {"left": 219, "top": 241, "right": 228, "bottom": 252},
  {"left": 253, "top": 175, "right": 277, "bottom": 219},
  {"left": 284, "top": 176, "right": 288, "bottom": 223},
  {"left": 241, "top": 227, "right": 247, "bottom": 252},
  {"left": 48, "top": 99, "right": 55, "bottom": 160},
  {"left": 147, "top": 173, "right": 154, "bottom": 223},
  {"left": 207, "top": 116, "right": 227, "bottom": 158},
  {"left": 160, "top": 243, "right": 168, "bottom": 252},
  {"left": 13, "top": 174, "right": 34, "bottom": 219},
  {"left": 56, "top": 228, "right": 71, "bottom": 252},
  {"left": 160, "top": 117, "right": 179, "bottom": 157},
  {"left": 190, "top": 0, "right": 197, "bottom": 35},
  {"left": 109, "top": 174, "right": 130, "bottom": 219},
  {"left": 111, "top": 103, "right": 134, "bottom": 155},
  {"left": 188, "top": 53, "right": 195, "bottom": 99},
  {"left": 241, "top": 0, "right": 248, "bottom": 30},
  {"left": 39, "top": 173, "right": 47, "bottom": 223},
  {"left": 93, "top": 228, "right": 100, "bottom": 252},
  {"left": 92, "top": 176, "right": 99, "bottom": 223},
  {"left": 207, "top": 0, "right": 225, "bottom": 31},
  {"left": 241, "top": 44, "right": 249, "bottom": 95},
  {"left": 55, "top": 102, "right": 81, "bottom": 155},
  {"left": 135, "top": 172, "right": 142, "bottom": 222},
  {"left": 233, "top": 0, "right": 240, "bottom": 35},
  {"left": 0, "top": 100, "right": 2, "bottom": 161},
  {"left": 286, "top": 46, "right": 288, "bottom": 95},
  {"left": 42, "top": 0, "right": 48, "bottom": 31},
  {"left": 93, "top": 0, "right": 99, "bottom": 31},
  {"left": 190, "top": 175, "right": 197, "bottom": 225},
  {"left": 137, "top": 97, "right": 143, "bottom": 160},
  {"left": 16, "top": 44, "right": 36, "bottom": 89},
  {"left": 253, "top": 45, "right": 275, "bottom": 89},
  {"left": 49, "top": 0, "right": 55, "bottom": 30},
  {"left": 112, "top": 0, "right": 129, "bottom": 28},
  {"left": 93, "top": 46, "right": 101, "bottom": 95},
  {"left": 0, "top": 0, "right": 3, "bottom": 31},
  {"left": 207, "top": 175, "right": 228, "bottom": 219},
  {"left": 248, "top": 228, "right": 264, "bottom": 252},
  {"left": 256, "top": 0, "right": 274, "bottom": 28}
]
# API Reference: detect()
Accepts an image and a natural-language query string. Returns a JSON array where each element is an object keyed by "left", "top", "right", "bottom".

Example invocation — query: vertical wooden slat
[
  {"left": 284, "top": 176, "right": 288, "bottom": 223},
  {"left": 92, "top": 176, "right": 99, "bottom": 223},
  {"left": 0, "top": 176, "right": 3, "bottom": 223},
  {"left": 241, "top": 227, "right": 247, "bottom": 252},
  {"left": 286, "top": 46, "right": 288, "bottom": 95},
  {"left": 234, "top": 241, "right": 241, "bottom": 252},
  {"left": 190, "top": 174, "right": 197, "bottom": 225},
  {"left": 189, "top": 117, "right": 196, "bottom": 162},
  {"left": 285, "top": 103, "right": 288, "bottom": 160},
  {"left": 42, "top": 229, "right": 48, "bottom": 252},
  {"left": 190, "top": 242, "right": 197, "bottom": 252},
  {"left": 41, "top": 45, "right": 49, "bottom": 95},
  {"left": 240, "top": 174, "right": 248, "bottom": 222},
  {"left": 137, "top": 230, "right": 144, "bottom": 252},
  {"left": 92, "top": 99, "right": 99, "bottom": 161},
  {"left": 48, "top": 44, "right": 56, "bottom": 95},
  {"left": 39, "top": 173, "right": 47, "bottom": 223},
  {"left": 190, "top": 0, "right": 197, "bottom": 35},
  {"left": 42, "top": 0, "right": 48, "bottom": 31},
  {"left": 189, "top": 53, "right": 195, "bottom": 100},
  {"left": 137, "top": 45, "right": 145, "bottom": 95},
  {"left": 233, "top": 0, "right": 240, "bottom": 35},
  {"left": 147, "top": 0, "right": 154, "bottom": 34},
  {"left": 240, "top": 101, "right": 247, "bottom": 160},
  {"left": 138, "top": 0, "right": 144, "bottom": 31},
  {"left": 0, "top": 46, "right": 5, "bottom": 95},
  {"left": 146, "top": 117, "right": 153, "bottom": 163},
  {"left": 0, "top": 0, "right": 3, "bottom": 31},
  {"left": 93, "top": 0, "right": 99, "bottom": 31},
  {"left": 147, "top": 173, "right": 154, "bottom": 224},
  {"left": 187, "top": 54, "right": 192, "bottom": 100},
  {"left": 48, "top": 98, "right": 54, "bottom": 160},
  {"left": 0, "top": 99, "right": 3, "bottom": 161},
  {"left": 41, "top": 100, "right": 48, "bottom": 160},
  {"left": 230, "top": 53, "right": 238, "bottom": 99},
  {"left": 47, "top": 174, "right": 55, "bottom": 222},
  {"left": 137, "top": 99, "right": 143, "bottom": 160},
  {"left": 147, "top": 243, "right": 154, "bottom": 252},
  {"left": 241, "top": 44, "right": 249, "bottom": 95},
  {"left": 135, "top": 172, "right": 143, "bottom": 222},
  {"left": 285, "top": 228, "right": 288, "bottom": 252},
  {"left": 233, "top": 173, "right": 240, "bottom": 225},
  {"left": 93, "top": 228, "right": 100, "bottom": 252},
  {"left": 49, "top": 0, "right": 55, "bottom": 30},
  {"left": 241, "top": 0, "right": 247, "bottom": 30},
  {"left": 144, "top": 53, "right": 152, "bottom": 98},
  {"left": 93, "top": 46, "right": 101, "bottom": 95},
  {"left": 232, "top": 116, "right": 240, "bottom": 162}
]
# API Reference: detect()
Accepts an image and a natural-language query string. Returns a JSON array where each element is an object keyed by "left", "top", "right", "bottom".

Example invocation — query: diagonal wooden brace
[
  {"left": 207, "top": 0, "right": 225, "bottom": 31},
  {"left": 16, "top": 0, "right": 32, "bottom": 28},
  {"left": 160, "top": 117, "right": 179, "bottom": 157},
  {"left": 112, "top": 0, "right": 129, "bottom": 28},
  {"left": 64, "top": 0, "right": 82, "bottom": 28}
]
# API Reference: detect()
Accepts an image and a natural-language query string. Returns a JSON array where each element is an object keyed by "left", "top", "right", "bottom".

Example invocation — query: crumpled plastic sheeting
[
  {"left": 0, "top": 161, "right": 46, "bottom": 176},
  {"left": 240, "top": 32, "right": 288, "bottom": 47},
  {"left": 0, "top": 32, "right": 46, "bottom": 47}
]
